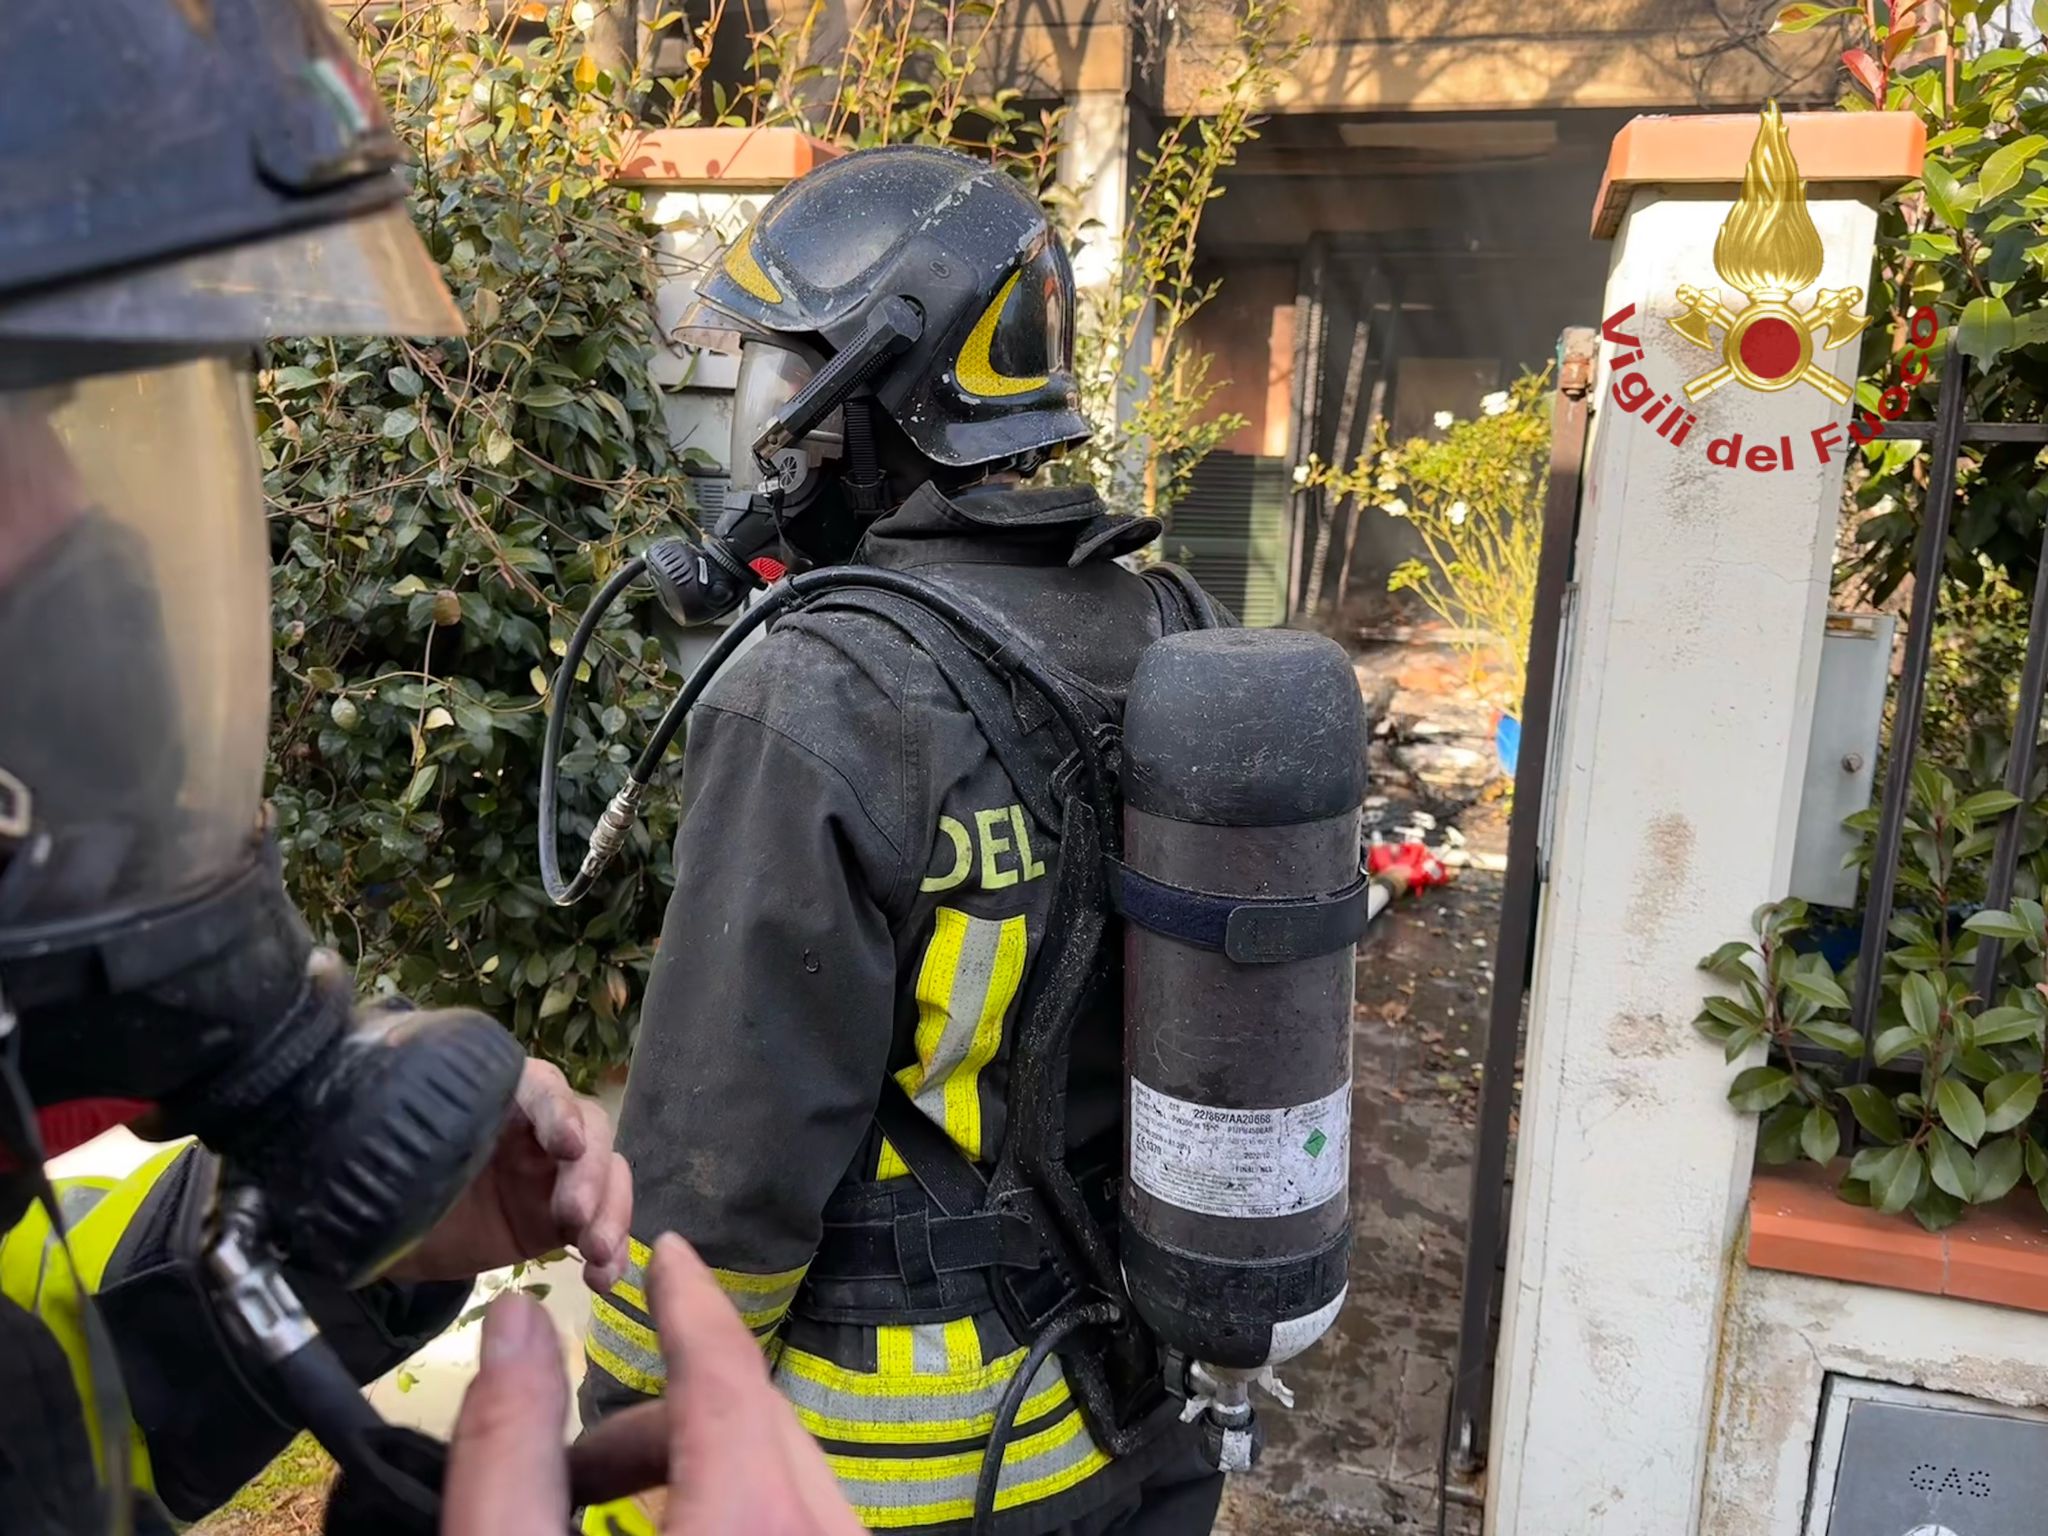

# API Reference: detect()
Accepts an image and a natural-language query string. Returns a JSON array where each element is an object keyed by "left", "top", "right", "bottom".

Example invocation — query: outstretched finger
[
  {"left": 442, "top": 1296, "right": 570, "bottom": 1536},
  {"left": 578, "top": 1152, "right": 633, "bottom": 1293},
  {"left": 648, "top": 1233, "right": 773, "bottom": 1526},
  {"left": 515, "top": 1058, "right": 588, "bottom": 1162}
]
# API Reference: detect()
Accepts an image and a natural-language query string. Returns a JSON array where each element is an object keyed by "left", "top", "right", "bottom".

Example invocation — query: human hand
[
  {"left": 384, "top": 1057, "right": 631, "bottom": 1292},
  {"left": 441, "top": 1232, "right": 864, "bottom": 1536}
]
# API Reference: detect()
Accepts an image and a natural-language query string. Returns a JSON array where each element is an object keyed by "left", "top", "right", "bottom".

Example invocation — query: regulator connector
[{"left": 579, "top": 780, "right": 647, "bottom": 885}]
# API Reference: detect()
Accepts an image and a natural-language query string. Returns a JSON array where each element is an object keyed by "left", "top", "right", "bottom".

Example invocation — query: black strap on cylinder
[{"left": 1109, "top": 862, "right": 1371, "bottom": 965}]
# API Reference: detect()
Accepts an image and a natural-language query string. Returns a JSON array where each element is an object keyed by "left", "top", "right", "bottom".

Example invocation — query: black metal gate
[{"left": 1441, "top": 325, "right": 1595, "bottom": 1480}]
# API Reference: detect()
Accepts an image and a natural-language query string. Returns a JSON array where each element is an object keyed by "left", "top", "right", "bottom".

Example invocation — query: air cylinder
[{"left": 1118, "top": 629, "right": 1365, "bottom": 1378}]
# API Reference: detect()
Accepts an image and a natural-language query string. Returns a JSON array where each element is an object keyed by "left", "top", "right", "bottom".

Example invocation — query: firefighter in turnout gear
[
  {"left": 578, "top": 147, "right": 1231, "bottom": 1535},
  {"left": 0, "top": 7, "right": 887, "bottom": 1534}
]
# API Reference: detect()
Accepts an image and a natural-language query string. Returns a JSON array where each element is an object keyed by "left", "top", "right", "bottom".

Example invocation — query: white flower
[
  {"left": 1433, "top": 410, "right": 1456, "bottom": 430},
  {"left": 1376, "top": 471, "right": 1399, "bottom": 491},
  {"left": 1480, "top": 390, "right": 1511, "bottom": 416},
  {"left": 571, "top": 0, "right": 596, "bottom": 28},
  {"left": 1447, "top": 501, "right": 1469, "bottom": 526},
  {"left": 1380, "top": 498, "right": 1409, "bottom": 519},
  {"left": 1291, "top": 462, "right": 1311, "bottom": 487}
]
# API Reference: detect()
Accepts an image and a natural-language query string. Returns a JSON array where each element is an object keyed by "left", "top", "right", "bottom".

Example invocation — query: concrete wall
[
  {"left": 1701, "top": 1267, "right": 2048, "bottom": 1534},
  {"left": 1481, "top": 174, "right": 1882, "bottom": 1534},
  {"left": 1161, "top": 0, "right": 1837, "bottom": 116}
]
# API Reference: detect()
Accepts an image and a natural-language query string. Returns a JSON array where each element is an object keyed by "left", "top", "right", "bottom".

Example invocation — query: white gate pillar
[{"left": 1483, "top": 111, "right": 1922, "bottom": 1536}]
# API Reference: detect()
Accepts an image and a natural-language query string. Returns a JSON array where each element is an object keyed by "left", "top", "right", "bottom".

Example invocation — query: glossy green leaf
[
  {"left": 1901, "top": 971, "right": 1941, "bottom": 1040},
  {"left": 1757, "top": 1101, "right": 1808, "bottom": 1164},
  {"left": 1974, "top": 1135, "right": 2026, "bottom": 1203},
  {"left": 1870, "top": 1142, "right": 1925, "bottom": 1215},
  {"left": 1938, "top": 1077, "right": 1989, "bottom": 1147},
  {"left": 1921, "top": 156, "right": 1972, "bottom": 225},
  {"left": 1838, "top": 1082, "right": 1905, "bottom": 1144},
  {"left": 1729, "top": 1065, "right": 1797, "bottom": 1114},
  {"left": 1698, "top": 940, "right": 1756, "bottom": 980},
  {"left": 1800, "top": 1104, "right": 1841, "bottom": 1165},
  {"left": 1979, "top": 134, "right": 2047, "bottom": 202},
  {"left": 1984, "top": 1071, "right": 2042, "bottom": 1133},
  {"left": 1700, "top": 995, "right": 1765, "bottom": 1031},
  {"left": 1928, "top": 1126, "right": 1977, "bottom": 1200},
  {"left": 1963, "top": 907, "right": 2033, "bottom": 942},
  {"left": 1969, "top": 1007, "right": 2044, "bottom": 1048},
  {"left": 1793, "top": 1017, "right": 1866, "bottom": 1057},
  {"left": 1957, "top": 295, "right": 2017, "bottom": 365},
  {"left": 1786, "top": 970, "right": 1852, "bottom": 1011}
]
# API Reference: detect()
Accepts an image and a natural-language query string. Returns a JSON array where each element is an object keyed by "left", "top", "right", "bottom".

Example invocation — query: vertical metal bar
[
  {"left": 1968, "top": 513, "right": 2048, "bottom": 999},
  {"left": 1334, "top": 315, "right": 1395, "bottom": 614},
  {"left": 1848, "top": 343, "right": 1969, "bottom": 1066},
  {"left": 1286, "top": 239, "right": 1332, "bottom": 617},
  {"left": 1444, "top": 328, "right": 1595, "bottom": 1474}
]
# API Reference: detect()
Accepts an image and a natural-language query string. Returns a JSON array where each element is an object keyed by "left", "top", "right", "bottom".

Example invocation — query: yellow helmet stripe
[
  {"left": 955, "top": 270, "right": 1047, "bottom": 398},
  {"left": 723, "top": 226, "right": 784, "bottom": 305}
]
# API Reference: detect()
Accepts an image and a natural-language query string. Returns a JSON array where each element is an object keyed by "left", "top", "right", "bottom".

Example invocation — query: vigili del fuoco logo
[{"left": 1599, "top": 101, "right": 1935, "bottom": 474}]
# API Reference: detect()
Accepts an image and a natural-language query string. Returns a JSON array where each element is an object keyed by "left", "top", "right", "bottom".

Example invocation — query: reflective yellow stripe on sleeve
[
  {"left": 586, "top": 1238, "right": 809, "bottom": 1393},
  {"left": 0, "top": 1142, "right": 188, "bottom": 1489},
  {"left": 877, "top": 909, "right": 1027, "bottom": 1179}
]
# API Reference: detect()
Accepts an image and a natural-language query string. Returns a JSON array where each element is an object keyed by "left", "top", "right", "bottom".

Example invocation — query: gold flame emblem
[{"left": 1669, "top": 102, "right": 1866, "bottom": 405}]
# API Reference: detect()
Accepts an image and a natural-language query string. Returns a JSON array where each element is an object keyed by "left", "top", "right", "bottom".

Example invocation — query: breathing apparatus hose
[
  {"left": 541, "top": 563, "right": 1119, "bottom": 908},
  {"left": 537, "top": 554, "right": 647, "bottom": 907},
  {"left": 970, "top": 1301, "right": 1121, "bottom": 1536}
]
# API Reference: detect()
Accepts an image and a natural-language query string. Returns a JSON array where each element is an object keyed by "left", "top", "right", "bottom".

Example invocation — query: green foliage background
[
  {"left": 268, "top": 2, "right": 1283, "bottom": 1084},
  {"left": 266, "top": 11, "right": 690, "bottom": 1084}
]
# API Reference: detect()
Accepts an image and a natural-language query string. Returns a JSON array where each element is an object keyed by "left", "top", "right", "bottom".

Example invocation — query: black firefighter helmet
[{"left": 692, "top": 145, "right": 1091, "bottom": 474}]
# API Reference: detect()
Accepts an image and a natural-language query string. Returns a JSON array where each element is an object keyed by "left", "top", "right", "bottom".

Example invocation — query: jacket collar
[{"left": 855, "top": 481, "right": 1161, "bottom": 569}]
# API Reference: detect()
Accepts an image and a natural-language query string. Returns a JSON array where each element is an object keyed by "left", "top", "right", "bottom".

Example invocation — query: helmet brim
[{"left": 0, "top": 205, "right": 462, "bottom": 350}]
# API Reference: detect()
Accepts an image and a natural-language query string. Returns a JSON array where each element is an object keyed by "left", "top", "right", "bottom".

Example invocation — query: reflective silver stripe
[
  {"left": 907, "top": 913, "right": 1006, "bottom": 1130},
  {"left": 712, "top": 1264, "right": 808, "bottom": 1330},
  {"left": 587, "top": 1296, "right": 666, "bottom": 1396},
  {"left": 775, "top": 1349, "right": 1065, "bottom": 1430},
  {"left": 826, "top": 1406, "right": 1111, "bottom": 1525},
  {"left": 910, "top": 1323, "right": 950, "bottom": 1374},
  {"left": 57, "top": 1184, "right": 109, "bottom": 1226}
]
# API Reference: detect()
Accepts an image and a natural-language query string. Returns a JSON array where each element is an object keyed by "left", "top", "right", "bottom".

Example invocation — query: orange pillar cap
[
  {"left": 616, "top": 126, "right": 843, "bottom": 187},
  {"left": 1591, "top": 111, "right": 1925, "bottom": 239}
]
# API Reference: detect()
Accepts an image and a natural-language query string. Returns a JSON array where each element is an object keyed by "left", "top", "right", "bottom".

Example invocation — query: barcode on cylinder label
[{"left": 1129, "top": 1079, "right": 1349, "bottom": 1219}]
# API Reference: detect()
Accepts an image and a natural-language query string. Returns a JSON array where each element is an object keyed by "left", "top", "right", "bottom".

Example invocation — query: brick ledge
[{"left": 1750, "top": 1162, "right": 2048, "bottom": 1314}]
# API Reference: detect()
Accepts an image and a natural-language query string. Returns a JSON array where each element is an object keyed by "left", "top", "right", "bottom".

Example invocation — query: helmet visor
[
  {"left": 726, "top": 340, "right": 841, "bottom": 498},
  {"left": 0, "top": 357, "right": 272, "bottom": 938}
]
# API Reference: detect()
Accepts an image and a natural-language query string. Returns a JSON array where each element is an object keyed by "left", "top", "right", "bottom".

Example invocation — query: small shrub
[
  {"left": 1301, "top": 371, "right": 1551, "bottom": 711},
  {"left": 1701, "top": 762, "right": 2048, "bottom": 1231}
]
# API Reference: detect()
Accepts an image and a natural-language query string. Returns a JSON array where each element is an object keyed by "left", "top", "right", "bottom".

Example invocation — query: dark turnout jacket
[{"left": 580, "top": 483, "right": 1214, "bottom": 1533}]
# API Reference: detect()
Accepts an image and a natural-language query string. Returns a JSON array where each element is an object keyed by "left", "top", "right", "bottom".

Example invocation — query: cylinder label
[{"left": 1129, "top": 1079, "right": 1349, "bottom": 1219}]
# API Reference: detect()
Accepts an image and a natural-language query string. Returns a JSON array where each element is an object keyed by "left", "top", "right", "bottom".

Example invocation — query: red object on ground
[
  {"left": 1368, "top": 841, "right": 1449, "bottom": 896},
  {"left": 749, "top": 556, "right": 788, "bottom": 583}
]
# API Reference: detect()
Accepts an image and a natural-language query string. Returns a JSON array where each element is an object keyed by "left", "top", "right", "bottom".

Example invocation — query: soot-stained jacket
[{"left": 580, "top": 482, "right": 1217, "bottom": 1534}]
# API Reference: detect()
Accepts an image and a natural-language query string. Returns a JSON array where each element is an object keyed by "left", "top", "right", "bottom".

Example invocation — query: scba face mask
[
  {"left": 0, "top": 356, "right": 523, "bottom": 1287},
  {"left": 644, "top": 336, "right": 863, "bottom": 628}
]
